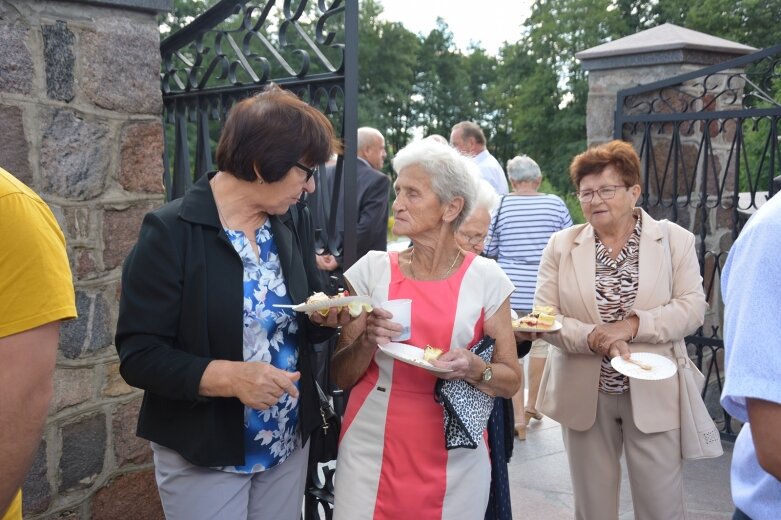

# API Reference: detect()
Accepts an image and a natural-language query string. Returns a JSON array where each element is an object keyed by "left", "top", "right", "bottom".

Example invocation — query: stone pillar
[
  {"left": 0, "top": 1, "right": 169, "bottom": 518},
  {"left": 577, "top": 23, "right": 755, "bottom": 147}
]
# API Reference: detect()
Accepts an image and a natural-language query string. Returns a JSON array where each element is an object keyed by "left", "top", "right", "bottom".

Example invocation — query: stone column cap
[
  {"left": 577, "top": 23, "right": 756, "bottom": 71},
  {"left": 59, "top": 0, "right": 172, "bottom": 12}
]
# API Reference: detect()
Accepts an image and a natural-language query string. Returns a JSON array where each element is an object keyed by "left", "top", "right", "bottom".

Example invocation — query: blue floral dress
[{"left": 217, "top": 220, "right": 300, "bottom": 474}]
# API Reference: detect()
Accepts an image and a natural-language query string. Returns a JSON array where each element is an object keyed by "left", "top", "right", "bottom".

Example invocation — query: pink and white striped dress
[{"left": 333, "top": 251, "right": 513, "bottom": 520}]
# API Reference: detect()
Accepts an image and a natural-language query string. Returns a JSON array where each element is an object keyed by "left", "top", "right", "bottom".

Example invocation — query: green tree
[{"left": 357, "top": 0, "right": 419, "bottom": 154}]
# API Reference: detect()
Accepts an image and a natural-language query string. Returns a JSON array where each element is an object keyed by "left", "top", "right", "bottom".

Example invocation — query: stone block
[
  {"left": 40, "top": 109, "right": 110, "bottom": 200},
  {"left": 103, "top": 361, "right": 134, "bottom": 397},
  {"left": 119, "top": 122, "right": 165, "bottom": 193},
  {"left": 80, "top": 18, "right": 163, "bottom": 114},
  {"left": 62, "top": 207, "right": 92, "bottom": 242},
  {"left": 60, "top": 291, "right": 113, "bottom": 359},
  {"left": 0, "top": 22, "right": 33, "bottom": 94},
  {"left": 51, "top": 366, "right": 95, "bottom": 413},
  {"left": 22, "top": 440, "right": 51, "bottom": 515},
  {"left": 646, "top": 140, "right": 699, "bottom": 201},
  {"left": 113, "top": 399, "right": 151, "bottom": 466},
  {"left": 102, "top": 203, "right": 156, "bottom": 270},
  {"left": 0, "top": 104, "right": 31, "bottom": 184},
  {"left": 74, "top": 248, "right": 98, "bottom": 280},
  {"left": 586, "top": 94, "right": 615, "bottom": 143},
  {"left": 719, "top": 229, "right": 735, "bottom": 252},
  {"left": 59, "top": 413, "right": 106, "bottom": 491},
  {"left": 91, "top": 469, "right": 164, "bottom": 520},
  {"left": 43, "top": 20, "right": 75, "bottom": 102}
]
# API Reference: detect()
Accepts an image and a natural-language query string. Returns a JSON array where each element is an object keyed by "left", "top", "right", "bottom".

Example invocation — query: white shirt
[{"left": 473, "top": 149, "right": 508, "bottom": 194}]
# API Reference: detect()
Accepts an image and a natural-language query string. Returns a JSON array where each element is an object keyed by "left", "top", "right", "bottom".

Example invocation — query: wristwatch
[{"left": 481, "top": 362, "right": 493, "bottom": 382}]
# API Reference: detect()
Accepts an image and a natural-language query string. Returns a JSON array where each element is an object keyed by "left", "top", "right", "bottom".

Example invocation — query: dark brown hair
[
  {"left": 216, "top": 84, "right": 341, "bottom": 182},
  {"left": 569, "top": 140, "right": 641, "bottom": 189}
]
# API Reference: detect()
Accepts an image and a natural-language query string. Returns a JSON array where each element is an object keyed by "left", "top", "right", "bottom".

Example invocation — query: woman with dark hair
[
  {"left": 521, "top": 140, "right": 707, "bottom": 519},
  {"left": 115, "top": 84, "right": 355, "bottom": 520}
]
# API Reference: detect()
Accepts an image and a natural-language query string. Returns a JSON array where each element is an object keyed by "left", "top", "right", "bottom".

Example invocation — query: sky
[{"left": 377, "top": 0, "right": 534, "bottom": 55}]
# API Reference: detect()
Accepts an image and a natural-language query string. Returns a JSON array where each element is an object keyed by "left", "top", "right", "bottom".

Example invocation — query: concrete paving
[{"left": 507, "top": 417, "right": 735, "bottom": 519}]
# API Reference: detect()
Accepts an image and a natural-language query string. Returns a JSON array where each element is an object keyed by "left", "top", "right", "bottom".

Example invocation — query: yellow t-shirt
[
  {"left": 0, "top": 167, "right": 77, "bottom": 338},
  {"left": 0, "top": 168, "right": 77, "bottom": 520},
  {"left": 1, "top": 490, "right": 21, "bottom": 520}
]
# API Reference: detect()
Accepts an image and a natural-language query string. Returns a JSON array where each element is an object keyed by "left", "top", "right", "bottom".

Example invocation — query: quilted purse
[{"left": 434, "top": 336, "right": 495, "bottom": 450}]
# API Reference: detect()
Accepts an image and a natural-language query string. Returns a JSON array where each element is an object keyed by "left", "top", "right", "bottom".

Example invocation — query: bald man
[{"left": 315, "top": 127, "right": 390, "bottom": 287}]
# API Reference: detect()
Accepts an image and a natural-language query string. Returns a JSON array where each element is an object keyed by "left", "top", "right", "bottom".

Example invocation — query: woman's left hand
[
  {"left": 430, "top": 348, "right": 483, "bottom": 382},
  {"left": 308, "top": 307, "right": 355, "bottom": 328},
  {"left": 588, "top": 320, "right": 634, "bottom": 356}
]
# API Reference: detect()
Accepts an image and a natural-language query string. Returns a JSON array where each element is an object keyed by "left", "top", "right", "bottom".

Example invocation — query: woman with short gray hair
[
  {"left": 507, "top": 154, "right": 543, "bottom": 183},
  {"left": 485, "top": 154, "right": 573, "bottom": 440},
  {"left": 331, "top": 138, "right": 521, "bottom": 519},
  {"left": 392, "top": 138, "right": 477, "bottom": 229}
]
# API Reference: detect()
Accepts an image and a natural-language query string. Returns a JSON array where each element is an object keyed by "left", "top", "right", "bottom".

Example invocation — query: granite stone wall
[{"left": 0, "top": 0, "right": 166, "bottom": 517}]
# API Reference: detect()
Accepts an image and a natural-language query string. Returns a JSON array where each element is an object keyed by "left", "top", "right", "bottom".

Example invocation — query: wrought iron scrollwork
[
  {"left": 161, "top": 0, "right": 346, "bottom": 98},
  {"left": 616, "top": 44, "right": 781, "bottom": 440}
]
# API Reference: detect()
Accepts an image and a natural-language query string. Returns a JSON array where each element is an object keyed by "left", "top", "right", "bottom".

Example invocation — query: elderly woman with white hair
[
  {"left": 455, "top": 178, "right": 500, "bottom": 255},
  {"left": 485, "top": 154, "right": 573, "bottom": 440},
  {"left": 331, "top": 138, "right": 521, "bottom": 520}
]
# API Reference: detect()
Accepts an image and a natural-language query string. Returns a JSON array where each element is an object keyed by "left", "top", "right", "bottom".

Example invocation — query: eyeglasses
[
  {"left": 456, "top": 230, "right": 487, "bottom": 246},
  {"left": 294, "top": 162, "right": 317, "bottom": 183},
  {"left": 575, "top": 185, "right": 629, "bottom": 203}
]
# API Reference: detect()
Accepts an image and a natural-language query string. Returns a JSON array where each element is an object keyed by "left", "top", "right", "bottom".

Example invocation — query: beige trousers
[{"left": 561, "top": 391, "right": 684, "bottom": 520}]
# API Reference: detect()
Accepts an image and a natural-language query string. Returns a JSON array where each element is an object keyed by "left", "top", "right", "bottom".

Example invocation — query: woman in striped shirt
[{"left": 485, "top": 155, "right": 572, "bottom": 438}]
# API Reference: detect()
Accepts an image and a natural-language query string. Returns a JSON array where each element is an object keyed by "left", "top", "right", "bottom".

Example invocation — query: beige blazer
[{"left": 535, "top": 209, "right": 707, "bottom": 433}]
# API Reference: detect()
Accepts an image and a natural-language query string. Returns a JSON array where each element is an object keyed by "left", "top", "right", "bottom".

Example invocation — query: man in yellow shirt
[{"left": 0, "top": 167, "right": 77, "bottom": 519}]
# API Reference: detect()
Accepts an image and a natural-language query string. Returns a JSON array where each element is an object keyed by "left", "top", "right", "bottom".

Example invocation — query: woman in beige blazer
[{"left": 529, "top": 141, "right": 707, "bottom": 520}]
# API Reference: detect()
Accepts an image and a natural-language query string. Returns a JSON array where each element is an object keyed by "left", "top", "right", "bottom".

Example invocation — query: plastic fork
[{"left": 626, "top": 357, "right": 653, "bottom": 371}]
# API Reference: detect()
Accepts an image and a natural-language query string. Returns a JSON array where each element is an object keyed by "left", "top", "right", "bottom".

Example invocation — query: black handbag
[
  {"left": 308, "top": 381, "right": 340, "bottom": 464},
  {"left": 434, "top": 336, "right": 496, "bottom": 450}
]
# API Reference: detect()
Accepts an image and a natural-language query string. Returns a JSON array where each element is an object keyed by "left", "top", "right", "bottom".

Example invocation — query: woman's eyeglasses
[
  {"left": 575, "top": 185, "right": 629, "bottom": 203},
  {"left": 294, "top": 162, "right": 317, "bottom": 183},
  {"left": 456, "top": 230, "right": 487, "bottom": 246}
]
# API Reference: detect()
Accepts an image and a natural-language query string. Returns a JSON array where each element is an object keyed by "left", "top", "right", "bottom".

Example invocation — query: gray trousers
[
  {"left": 151, "top": 440, "right": 310, "bottom": 520},
  {"left": 561, "top": 392, "right": 684, "bottom": 520}
]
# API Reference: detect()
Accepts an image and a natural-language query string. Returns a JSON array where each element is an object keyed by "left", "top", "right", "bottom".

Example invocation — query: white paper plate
[
  {"left": 377, "top": 342, "right": 453, "bottom": 374},
  {"left": 512, "top": 320, "right": 563, "bottom": 333},
  {"left": 274, "top": 295, "right": 373, "bottom": 313},
  {"left": 611, "top": 352, "right": 677, "bottom": 381}
]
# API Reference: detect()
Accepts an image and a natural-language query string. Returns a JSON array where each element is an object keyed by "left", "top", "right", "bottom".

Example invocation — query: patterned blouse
[
  {"left": 594, "top": 214, "right": 642, "bottom": 394},
  {"left": 217, "top": 220, "right": 300, "bottom": 474}
]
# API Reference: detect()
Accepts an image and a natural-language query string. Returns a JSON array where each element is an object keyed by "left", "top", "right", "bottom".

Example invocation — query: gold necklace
[
  {"left": 409, "top": 248, "right": 461, "bottom": 279},
  {"left": 601, "top": 217, "right": 637, "bottom": 253}
]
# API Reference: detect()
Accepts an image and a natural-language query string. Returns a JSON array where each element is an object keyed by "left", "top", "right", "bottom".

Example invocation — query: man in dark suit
[{"left": 314, "top": 127, "right": 390, "bottom": 291}]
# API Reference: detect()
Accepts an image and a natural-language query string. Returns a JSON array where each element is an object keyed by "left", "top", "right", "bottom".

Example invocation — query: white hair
[
  {"left": 506, "top": 155, "right": 542, "bottom": 183},
  {"left": 473, "top": 178, "right": 500, "bottom": 213},
  {"left": 392, "top": 138, "right": 478, "bottom": 229}
]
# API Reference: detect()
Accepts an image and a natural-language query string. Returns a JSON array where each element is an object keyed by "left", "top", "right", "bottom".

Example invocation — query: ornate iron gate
[
  {"left": 160, "top": 1, "right": 358, "bottom": 516},
  {"left": 615, "top": 43, "right": 781, "bottom": 438}
]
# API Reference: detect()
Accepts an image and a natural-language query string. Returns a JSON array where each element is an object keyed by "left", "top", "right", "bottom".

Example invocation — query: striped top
[{"left": 485, "top": 193, "right": 572, "bottom": 310}]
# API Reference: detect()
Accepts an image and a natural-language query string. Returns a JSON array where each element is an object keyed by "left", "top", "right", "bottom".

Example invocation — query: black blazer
[
  {"left": 115, "top": 172, "right": 334, "bottom": 467},
  {"left": 317, "top": 158, "right": 390, "bottom": 261}
]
